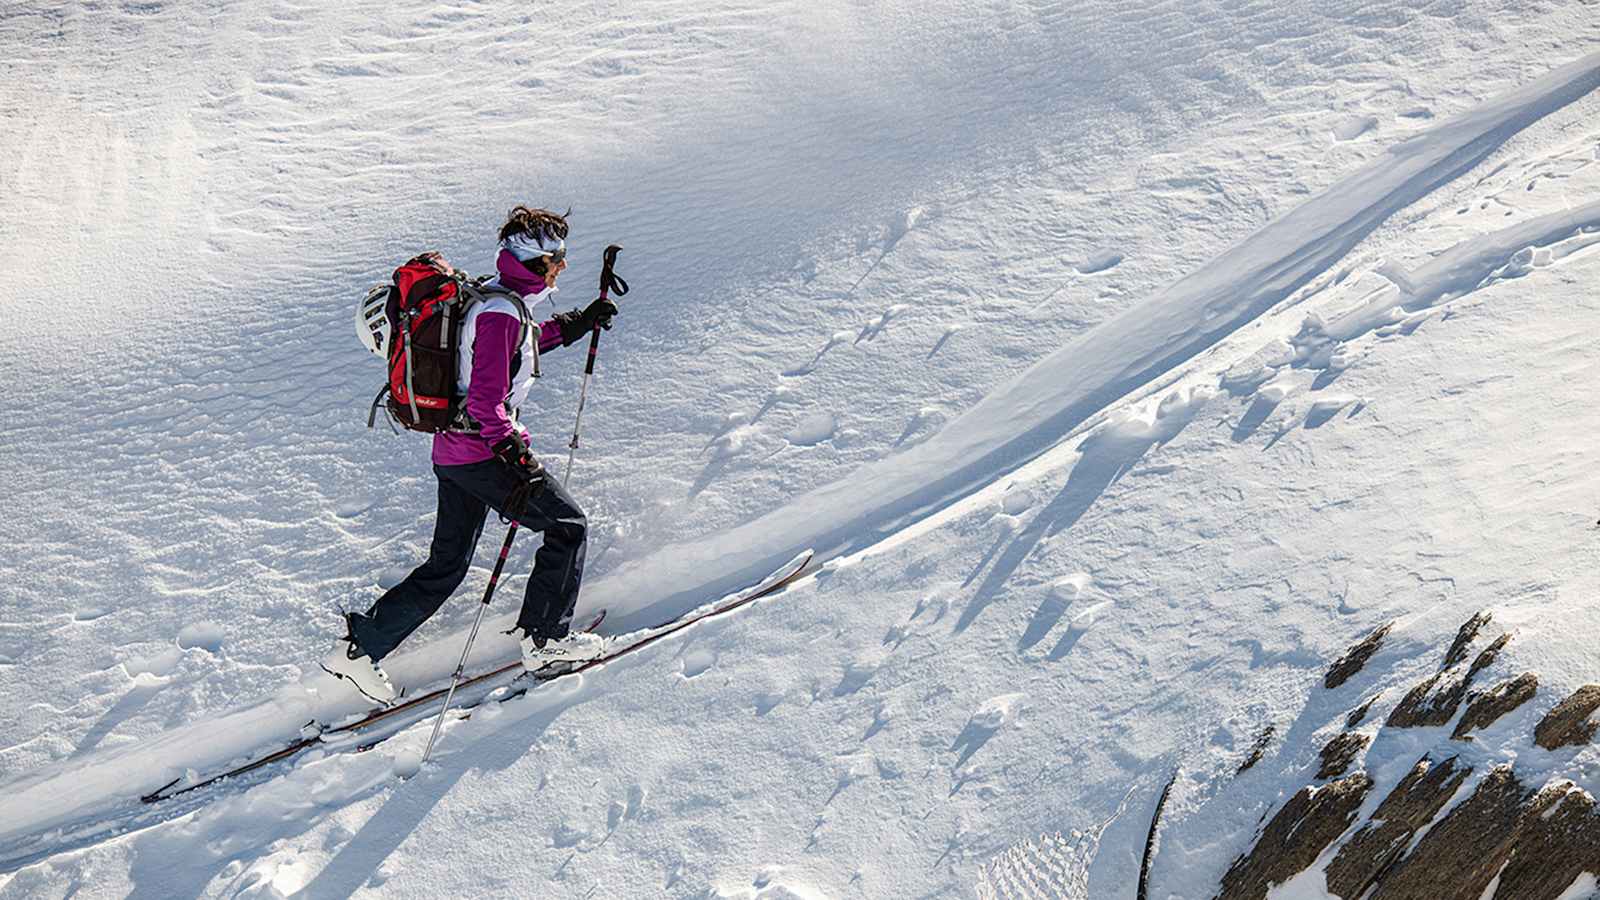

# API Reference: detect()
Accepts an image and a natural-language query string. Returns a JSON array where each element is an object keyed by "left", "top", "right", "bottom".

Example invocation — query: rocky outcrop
[
  {"left": 1316, "top": 732, "right": 1370, "bottom": 780},
  {"left": 1441, "top": 612, "right": 1492, "bottom": 669},
  {"left": 1325, "top": 622, "right": 1393, "bottom": 690},
  {"left": 1323, "top": 756, "right": 1471, "bottom": 899},
  {"left": 1345, "top": 692, "right": 1380, "bottom": 728},
  {"left": 1452, "top": 672, "right": 1538, "bottom": 740},
  {"left": 1199, "top": 613, "right": 1600, "bottom": 900},
  {"left": 1364, "top": 766, "right": 1534, "bottom": 900},
  {"left": 1493, "top": 785, "right": 1600, "bottom": 899},
  {"left": 1215, "top": 773, "right": 1373, "bottom": 900},
  {"left": 1236, "top": 725, "right": 1274, "bottom": 775},
  {"left": 1386, "top": 634, "right": 1510, "bottom": 729},
  {"left": 1534, "top": 685, "right": 1600, "bottom": 750}
]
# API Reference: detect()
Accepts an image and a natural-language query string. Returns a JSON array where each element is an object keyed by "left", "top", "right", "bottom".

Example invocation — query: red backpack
[{"left": 362, "top": 252, "right": 527, "bottom": 433}]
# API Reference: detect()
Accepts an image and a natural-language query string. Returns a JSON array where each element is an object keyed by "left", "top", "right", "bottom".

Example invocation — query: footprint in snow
[
  {"left": 832, "top": 657, "right": 879, "bottom": 697},
  {"left": 893, "top": 405, "right": 946, "bottom": 448},
  {"left": 377, "top": 565, "right": 410, "bottom": 590},
  {"left": 607, "top": 784, "right": 646, "bottom": 831},
  {"left": 680, "top": 647, "right": 717, "bottom": 678},
  {"left": 124, "top": 648, "right": 183, "bottom": 678},
  {"left": 334, "top": 496, "right": 375, "bottom": 518},
  {"left": 783, "top": 330, "right": 855, "bottom": 376},
  {"left": 1074, "top": 249, "right": 1124, "bottom": 275},
  {"left": 1303, "top": 395, "right": 1358, "bottom": 429},
  {"left": 910, "top": 590, "right": 951, "bottom": 625},
  {"left": 742, "top": 866, "right": 833, "bottom": 899},
  {"left": 1000, "top": 485, "right": 1035, "bottom": 516},
  {"left": 751, "top": 383, "right": 800, "bottom": 424},
  {"left": 1332, "top": 114, "right": 1379, "bottom": 142},
  {"left": 703, "top": 411, "right": 749, "bottom": 452},
  {"left": 855, "top": 303, "right": 909, "bottom": 344},
  {"left": 1048, "top": 600, "right": 1113, "bottom": 660},
  {"left": 785, "top": 411, "right": 836, "bottom": 447},
  {"left": 1019, "top": 573, "right": 1091, "bottom": 651},
  {"left": 951, "top": 693, "right": 1025, "bottom": 769},
  {"left": 707, "top": 417, "right": 758, "bottom": 461},
  {"left": 1232, "top": 376, "right": 1294, "bottom": 444},
  {"left": 884, "top": 205, "right": 927, "bottom": 249},
  {"left": 927, "top": 323, "right": 965, "bottom": 359},
  {"left": 177, "top": 621, "right": 225, "bottom": 653}
]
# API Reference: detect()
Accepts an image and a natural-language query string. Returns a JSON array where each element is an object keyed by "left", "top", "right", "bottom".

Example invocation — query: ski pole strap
[
  {"left": 584, "top": 244, "right": 628, "bottom": 375},
  {"left": 599, "top": 244, "right": 629, "bottom": 300}
]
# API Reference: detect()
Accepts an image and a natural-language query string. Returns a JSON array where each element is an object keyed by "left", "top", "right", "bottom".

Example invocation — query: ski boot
[
  {"left": 321, "top": 636, "right": 397, "bottom": 706},
  {"left": 518, "top": 628, "right": 605, "bottom": 673}
]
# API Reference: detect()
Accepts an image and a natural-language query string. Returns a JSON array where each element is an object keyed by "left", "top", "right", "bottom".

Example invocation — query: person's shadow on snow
[{"left": 292, "top": 699, "right": 585, "bottom": 900}]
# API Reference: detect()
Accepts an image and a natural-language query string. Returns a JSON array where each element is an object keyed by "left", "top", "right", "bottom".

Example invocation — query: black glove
[
  {"left": 491, "top": 433, "right": 546, "bottom": 517},
  {"left": 555, "top": 297, "right": 620, "bottom": 346}
]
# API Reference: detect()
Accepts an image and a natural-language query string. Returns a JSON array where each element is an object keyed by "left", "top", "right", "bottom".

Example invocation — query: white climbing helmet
[{"left": 356, "top": 282, "right": 390, "bottom": 358}]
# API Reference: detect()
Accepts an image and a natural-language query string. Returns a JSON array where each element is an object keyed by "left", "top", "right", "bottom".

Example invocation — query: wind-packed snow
[{"left": 3, "top": 1, "right": 1599, "bottom": 898}]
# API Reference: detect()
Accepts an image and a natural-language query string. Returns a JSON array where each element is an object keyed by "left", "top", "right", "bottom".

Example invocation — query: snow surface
[{"left": 3, "top": 1, "right": 1600, "bottom": 897}]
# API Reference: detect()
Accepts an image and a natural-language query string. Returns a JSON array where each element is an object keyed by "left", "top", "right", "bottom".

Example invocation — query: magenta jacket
[{"left": 431, "top": 250, "right": 567, "bottom": 466}]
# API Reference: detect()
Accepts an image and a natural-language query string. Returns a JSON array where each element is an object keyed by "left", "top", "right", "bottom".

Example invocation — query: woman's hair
[
  {"left": 499, "top": 205, "right": 569, "bottom": 243},
  {"left": 499, "top": 205, "right": 570, "bottom": 275}
]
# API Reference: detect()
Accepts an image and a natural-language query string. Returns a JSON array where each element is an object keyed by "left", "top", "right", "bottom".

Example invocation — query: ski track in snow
[{"left": 4, "top": 1, "right": 1600, "bottom": 896}]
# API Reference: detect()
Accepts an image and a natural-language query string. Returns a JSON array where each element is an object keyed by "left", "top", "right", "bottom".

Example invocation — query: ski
[{"left": 141, "top": 551, "right": 815, "bottom": 803}]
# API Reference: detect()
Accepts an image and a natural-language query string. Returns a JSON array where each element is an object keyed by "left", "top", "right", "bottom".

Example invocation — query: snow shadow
[
  {"left": 950, "top": 719, "right": 1003, "bottom": 770},
  {"left": 958, "top": 390, "right": 1209, "bottom": 639},
  {"left": 1047, "top": 626, "right": 1089, "bottom": 661},
  {"left": 1231, "top": 395, "right": 1283, "bottom": 443},
  {"left": 957, "top": 432, "right": 1150, "bottom": 637},
  {"left": 117, "top": 697, "right": 583, "bottom": 900},
  {"left": 291, "top": 701, "right": 583, "bottom": 900},
  {"left": 1018, "top": 594, "right": 1072, "bottom": 651},
  {"left": 70, "top": 680, "right": 165, "bottom": 760}
]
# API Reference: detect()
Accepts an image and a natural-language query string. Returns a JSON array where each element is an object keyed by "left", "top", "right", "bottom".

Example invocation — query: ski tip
[{"left": 141, "top": 776, "right": 183, "bottom": 804}]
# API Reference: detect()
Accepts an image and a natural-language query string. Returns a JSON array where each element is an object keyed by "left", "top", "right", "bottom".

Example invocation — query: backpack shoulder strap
[
  {"left": 461, "top": 280, "right": 537, "bottom": 377},
  {"left": 463, "top": 280, "right": 531, "bottom": 342}
]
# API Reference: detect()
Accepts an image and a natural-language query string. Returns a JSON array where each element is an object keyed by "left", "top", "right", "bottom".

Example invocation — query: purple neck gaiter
[{"left": 496, "top": 249, "right": 547, "bottom": 297}]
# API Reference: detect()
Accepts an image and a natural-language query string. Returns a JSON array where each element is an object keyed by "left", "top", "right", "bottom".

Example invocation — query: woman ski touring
[{"left": 324, "top": 206, "right": 619, "bottom": 705}]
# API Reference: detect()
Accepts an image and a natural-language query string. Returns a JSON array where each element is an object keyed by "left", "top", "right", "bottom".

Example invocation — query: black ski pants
[{"left": 348, "top": 459, "right": 587, "bottom": 661}]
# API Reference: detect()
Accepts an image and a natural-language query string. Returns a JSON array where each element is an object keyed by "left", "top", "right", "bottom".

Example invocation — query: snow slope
[{"left": 3, "top": 1, "right": 1600, "bottom": 897}]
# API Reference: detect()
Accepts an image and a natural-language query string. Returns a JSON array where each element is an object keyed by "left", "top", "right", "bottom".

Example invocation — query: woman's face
[{"left": 544, "top": 255, "right": 568, "bottom": 285}]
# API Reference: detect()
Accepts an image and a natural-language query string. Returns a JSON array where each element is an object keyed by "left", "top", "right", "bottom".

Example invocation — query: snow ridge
[{"left": 585, "top": 51, "right": 1600, "bottom": 634}]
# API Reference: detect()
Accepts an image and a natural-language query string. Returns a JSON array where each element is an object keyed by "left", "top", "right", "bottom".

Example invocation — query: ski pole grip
[{"left": 584, "top": 245, "right": 626, "bottom": 376}]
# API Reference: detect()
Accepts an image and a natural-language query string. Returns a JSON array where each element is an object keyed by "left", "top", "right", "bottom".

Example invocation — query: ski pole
[
  {"left": 421, "top": 521, "right": 519, "bottom": 763},
  {"left": 563, "top": 244, "right": 629, "bottom": 483}
]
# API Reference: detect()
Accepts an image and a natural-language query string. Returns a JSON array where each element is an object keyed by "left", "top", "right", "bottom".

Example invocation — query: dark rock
[
  {"left": 1324, "top": 756, "right": 1471, "bottom": 899},
  {"left": 1326, "top": 622, "right": 1394, "bottom": 690},
  {"left": 1442, "top": 611, "right": 1492, "bottom": 669},
  {"left": 1493, "top": 785, "right": 1600, "bottom": 900},
  {"left": 1534, "top": 685, "right": 1600, "bottom": 751},
  {"left": 1346, "top": 693, "right": 1381, "bottom": 729},
  {"left": 1317, "top": 732, "right": 1371, "bottom": 780},
  {"left": 1452, "top": 672, "right": 1538, "bottom": 740},
  {"left": 1387, "top": 634, "right": 1510, "bottom": 729},
  {"left": 1237, "top": 725, "right": 1275, "bottom": 776},
  {"left": 1366, "top": 766, "right": 1536, "bottom": 899},
  {"left": 1215, "top": 773, "right": 1373, "bottom": 900}
]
